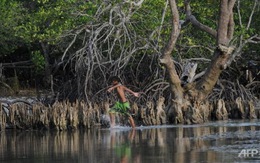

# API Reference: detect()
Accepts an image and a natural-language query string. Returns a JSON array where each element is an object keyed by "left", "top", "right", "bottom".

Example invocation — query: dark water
[{"left": 1, "top": 120, "right": 260, "bottom": 163}]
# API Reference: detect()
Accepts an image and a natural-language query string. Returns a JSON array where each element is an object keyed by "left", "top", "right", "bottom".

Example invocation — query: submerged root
[
  {"left": 156, "top": 97, "right": 166, "bottom": 125},
  {"left": 236, "top": 97, "right": 245, "bottom": 119},
  {"left": 248, "top": 100, "right": 257, "bottom": 119},
  {"left": 215, "top": 99, "right": 228, "bottom": 120},
  {"left": 0, "top": 103, "right": 6, "bottom": 130}
]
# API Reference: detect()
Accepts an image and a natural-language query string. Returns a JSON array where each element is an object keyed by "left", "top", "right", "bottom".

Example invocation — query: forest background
[{"left": 0, "top": 0, "right": 259, "bottom": 128}]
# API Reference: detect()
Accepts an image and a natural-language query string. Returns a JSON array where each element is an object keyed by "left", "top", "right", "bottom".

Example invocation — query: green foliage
[
  {"left": 0, "top": 0, "right": 259, "bottom": 91},
  {"left": 31, "top": 50, "right": 45, "bottom": 73},
  {"left": 15, "top": 0, "right": 96, "bottom": 44},
  {"left": 233, "top": 1, "right": 259, "bottom": 37},
  {"left": 135, "top": 0, "right": 172, "bottom": 57},
  {"left": 0, "top": 0, "right": 25, "bottom": 56},
  {"left": 190, "top": 0, "right": 218, "bottom": 28},
  {"left": 233, "top": 0, "right": 260, "bottom": 61}
]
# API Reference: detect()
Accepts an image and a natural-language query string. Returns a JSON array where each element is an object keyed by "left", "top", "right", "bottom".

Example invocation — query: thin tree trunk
[
  {"left": 40, "top": 42, "right": 52, "bottom": 88},
  {"left": 160, "top": 0, "right": 182, "bottom": 99},
  {"left": 160, "top": 0, "right": 184, "bottom": 123}
]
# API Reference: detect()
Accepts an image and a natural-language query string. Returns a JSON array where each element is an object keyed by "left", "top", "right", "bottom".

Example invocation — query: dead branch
[{"left": 181, "top": 62, "right": 197, "bottom": 83}]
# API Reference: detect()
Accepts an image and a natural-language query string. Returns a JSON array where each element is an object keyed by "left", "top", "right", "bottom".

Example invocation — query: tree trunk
[
  {"left": 40, "top": 41, "right": 52, "bottom": 88},
  {"left": 160, "top": 0, "right": 184, "bottom": 123},
  {"left": 162, "top": 0, "right": 237, "bottom": 124},
  {"left": 194, "top": 0, "right": 236, "bottom": 100}
]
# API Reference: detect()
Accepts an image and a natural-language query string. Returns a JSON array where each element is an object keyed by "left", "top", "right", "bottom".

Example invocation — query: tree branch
[
  {"left": 226, "top": 0, "right": 260, "bottom": 66},
  {"left": 217, "top": 0, "right": 236, "bottom": 45},
  {"left": 60, "top": 1, "right": 147, "bottom": 100},
  {"left": 246, "top": 0, "right": 258, "bottom": 30},
  {"left": 184, "top": 0, "right": 217, "bottom": 38}
]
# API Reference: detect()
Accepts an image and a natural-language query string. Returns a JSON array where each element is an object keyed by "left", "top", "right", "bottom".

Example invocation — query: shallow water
[{"left": 1, "top": 120, "right": 260, "bottom": 163}]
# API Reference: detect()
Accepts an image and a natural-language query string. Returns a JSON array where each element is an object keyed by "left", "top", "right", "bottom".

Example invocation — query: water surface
[{"left": 1, "top": 120, "right": 260, "bottom": 163}]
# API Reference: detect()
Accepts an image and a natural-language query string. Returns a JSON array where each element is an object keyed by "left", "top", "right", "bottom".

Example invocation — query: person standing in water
[{"left": 107, "top": 76, "right": 140, "bottom": 128}]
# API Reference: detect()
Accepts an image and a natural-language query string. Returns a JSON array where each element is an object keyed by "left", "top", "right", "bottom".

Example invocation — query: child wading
[{"left": 107, "top": 76, "right": 140, "bottom": 128}]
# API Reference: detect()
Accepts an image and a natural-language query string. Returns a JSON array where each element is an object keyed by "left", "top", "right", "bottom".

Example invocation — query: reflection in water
[
  {"left": 0, "top": 120, "right": 260, "bottom": 163},
  {"left": 110, "top": 129, "right": 140, "bottom": 163}
]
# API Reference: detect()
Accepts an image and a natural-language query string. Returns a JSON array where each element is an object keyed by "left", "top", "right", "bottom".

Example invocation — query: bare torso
[{"left": 116, "top": 85, "right": 127, "bottom": 102}]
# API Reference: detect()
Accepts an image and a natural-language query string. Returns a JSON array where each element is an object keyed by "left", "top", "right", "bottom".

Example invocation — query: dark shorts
[{"left": 109, "top": 101, "right": 131, "bottom": 116}]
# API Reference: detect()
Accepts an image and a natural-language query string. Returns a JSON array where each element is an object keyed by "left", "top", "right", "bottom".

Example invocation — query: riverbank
[{"left": 1, "top": 92, "right": 259, "bottom": 131}]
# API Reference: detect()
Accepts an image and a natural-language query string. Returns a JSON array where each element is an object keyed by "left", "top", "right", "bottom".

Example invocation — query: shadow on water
[{"left": 1, "top": 120, "right": 260, "bottom": 163}]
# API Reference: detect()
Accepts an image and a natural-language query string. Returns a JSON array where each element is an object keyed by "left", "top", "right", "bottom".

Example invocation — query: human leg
[
  {"left": 109, "top": 112, "right": 115, "bottom": 128},
  {"left": 120, "top": 102, "right": 135, "bottom": 128},
  {"left": 128, "top": 115, "right": 135, "bottom": 128},
  {"left": 109, "top": 102, "right": 120, "bottom": 128}
]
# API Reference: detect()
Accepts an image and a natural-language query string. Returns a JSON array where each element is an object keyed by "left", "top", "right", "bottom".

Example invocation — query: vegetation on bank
[{"left": 0, "top": 0, "right": 259, "bottom": 129}]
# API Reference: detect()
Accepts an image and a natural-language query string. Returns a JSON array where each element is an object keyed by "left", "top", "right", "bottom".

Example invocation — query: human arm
[
  {"left": 123, "top": 86, "right": 140, "bottom": 97},
  {"left": 107, "top": 83, "right": 122, "bottom": 92}
]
